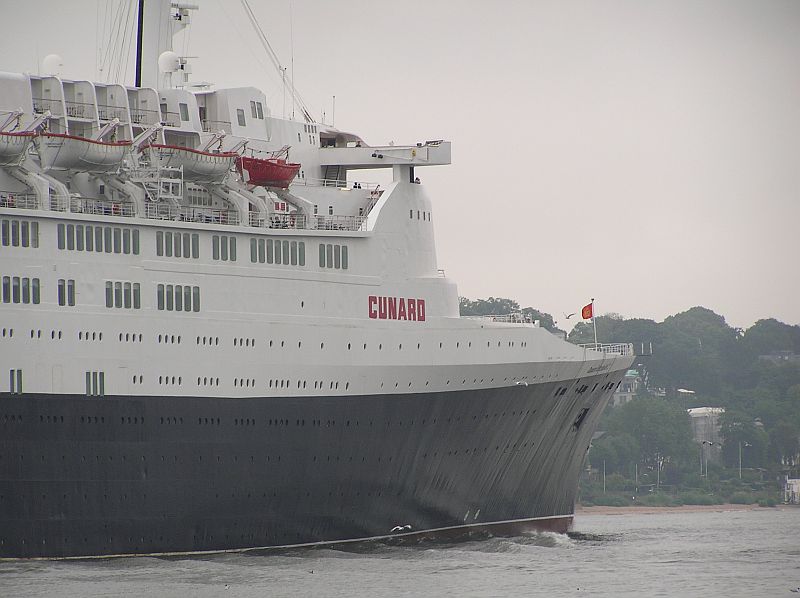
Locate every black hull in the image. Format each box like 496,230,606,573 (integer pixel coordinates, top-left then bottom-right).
0,371,622,558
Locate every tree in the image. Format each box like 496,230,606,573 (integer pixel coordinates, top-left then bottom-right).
603,397,694,471
718,410,768,469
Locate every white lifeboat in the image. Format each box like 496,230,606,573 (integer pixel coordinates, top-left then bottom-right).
0,131,36,167
144,143,238,183
37,132,131,173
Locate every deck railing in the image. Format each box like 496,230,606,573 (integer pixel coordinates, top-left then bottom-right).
32,97,59,115
143,203,241,226
463,313,539,326
70,197,135,217
130,108,160,125
579,343,634,356
65,100,95,119
0,191,38,210
160,111,180,127
201,119,231,132
98,104,127,122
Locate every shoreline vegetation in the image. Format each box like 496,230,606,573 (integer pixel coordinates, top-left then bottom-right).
574,503,798,516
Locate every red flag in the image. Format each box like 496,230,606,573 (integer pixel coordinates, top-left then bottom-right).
581,302,593,320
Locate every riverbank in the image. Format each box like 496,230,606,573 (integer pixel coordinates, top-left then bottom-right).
575,503,795,516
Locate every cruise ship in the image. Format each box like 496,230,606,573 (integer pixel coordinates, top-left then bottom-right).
0,1,634,558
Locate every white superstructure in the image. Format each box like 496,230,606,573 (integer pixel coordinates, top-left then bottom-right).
0,0,630,403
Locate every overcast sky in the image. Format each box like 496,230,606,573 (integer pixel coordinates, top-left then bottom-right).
1,0,798,331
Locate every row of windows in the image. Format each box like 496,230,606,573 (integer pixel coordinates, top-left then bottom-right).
318,244,349,269
212,235,237,261
156,231,199,259
1,276,40,304
85,371,105,396
105,282,141,310
58,224,140,255
57,279,76,306
250,100,265,120
249,238,306,266
409,209,431,221
1,219,39,248
51,225,349,272
156,284,200,312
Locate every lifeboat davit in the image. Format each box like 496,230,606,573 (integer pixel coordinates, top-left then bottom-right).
0,131,36,167
146,144,237,183
37,132,130,173
236,156,301,188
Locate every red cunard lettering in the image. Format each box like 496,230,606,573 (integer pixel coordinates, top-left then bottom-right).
367,296,427,321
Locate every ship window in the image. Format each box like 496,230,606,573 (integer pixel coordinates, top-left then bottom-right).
179,103,189,122
21,277,29,303
104,227,112,253
114,282,122,307
58,279,65,306
290,241,298,265
274,239,282,264
237,109,246,127
11,277,19,303
299,242,305,266
85,225,94,251
156,231,163,256
67,224,75,250
250,101,258,118
174,232,182,257
282,240,289,265
333,245,341,269
182,232,190,257
1,220,9,246
32,278,40,303
105,281,113,307
19,221,28,247
123,229,131,253
326,244,333,268
165,231,173,257
183,285,191,311
256,102,264,119
250,238,257,262
123,282,132,309
157,284,164,310
166,285,174,310
11,220,19,246
212,235,219,260
95,226,104,251
220,237,228,260
267,239,274,263
72,225,84,251
133,283,140,308
9,369,23,394
191,233,198,258
174,285,183,311
113,228,121,253
258,238,266,263
192,286,200,311
328,206,333,216
1,276,8,303
341,246,348,270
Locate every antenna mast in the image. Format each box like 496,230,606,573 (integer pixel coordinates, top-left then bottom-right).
240,0,313,123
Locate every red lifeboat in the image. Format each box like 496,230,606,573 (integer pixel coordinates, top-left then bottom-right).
236,155,301,188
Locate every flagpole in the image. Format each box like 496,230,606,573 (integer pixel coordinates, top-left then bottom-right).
591,297,598,347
